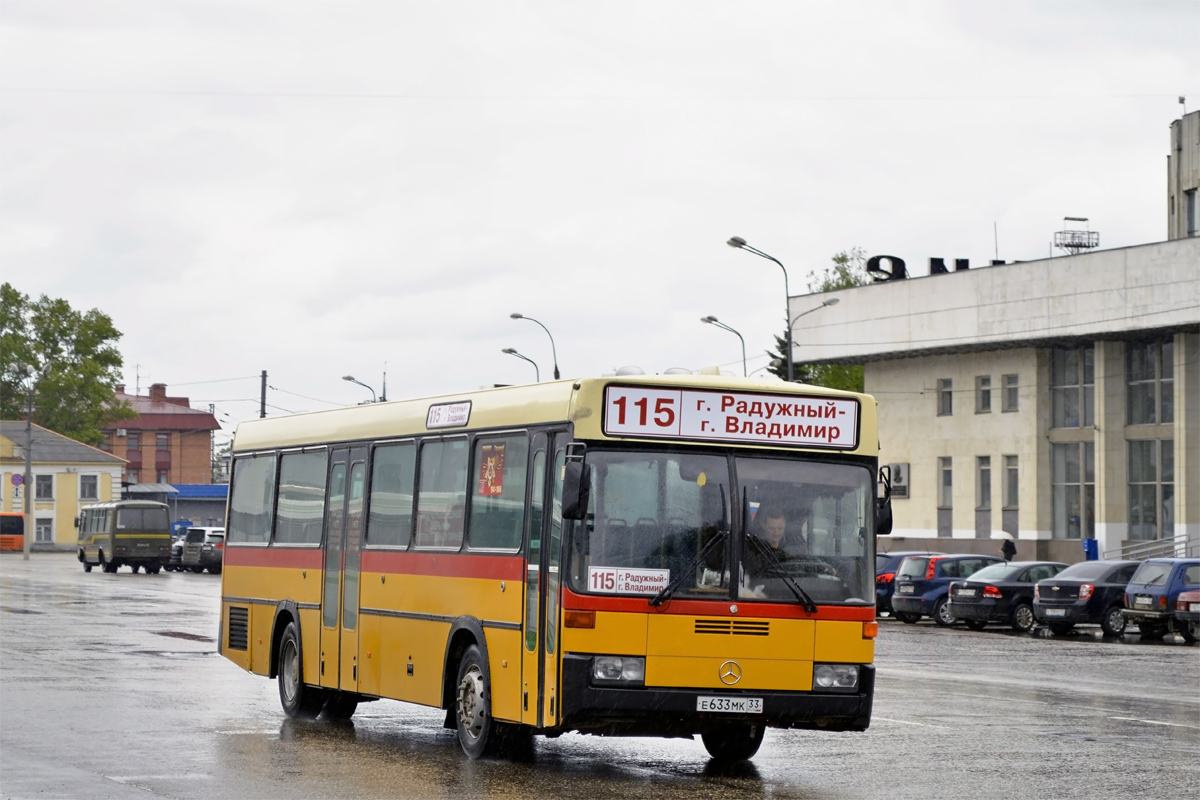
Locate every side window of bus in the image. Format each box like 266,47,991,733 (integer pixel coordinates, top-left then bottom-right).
415,438,469,549
275,450,328,545
467,434,529,551
368,442,416,547
228,455,277,544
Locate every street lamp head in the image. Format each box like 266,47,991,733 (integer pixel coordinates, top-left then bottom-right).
509,313,523,320
701,315,718,324
822,298,840,307
501,348,517,355
726,236,747,249
342,375,356,382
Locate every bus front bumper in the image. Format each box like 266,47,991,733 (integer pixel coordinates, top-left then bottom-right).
558,655,874,736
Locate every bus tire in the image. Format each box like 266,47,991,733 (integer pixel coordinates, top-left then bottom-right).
321,691,359,721
455,644,501,759
100,553,117,573
81,552,92,572
131,564,140,573
278,622,325,719
701,722,765,761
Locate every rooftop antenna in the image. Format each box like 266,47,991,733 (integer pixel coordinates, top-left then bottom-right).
1181,96,1187,116
1053,217,1099,256
381,361,387,403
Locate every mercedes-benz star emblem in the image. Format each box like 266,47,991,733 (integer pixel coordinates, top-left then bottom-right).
718,660,742,685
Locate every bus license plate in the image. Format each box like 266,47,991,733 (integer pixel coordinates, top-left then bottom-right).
698,696,762,714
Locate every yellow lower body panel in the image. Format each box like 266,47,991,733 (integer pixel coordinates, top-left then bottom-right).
646,655,813,691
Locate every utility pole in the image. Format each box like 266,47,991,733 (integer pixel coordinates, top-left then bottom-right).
260,370,267,418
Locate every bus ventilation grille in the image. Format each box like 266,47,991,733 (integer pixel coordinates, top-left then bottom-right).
228,607,249,651
695,619,770,636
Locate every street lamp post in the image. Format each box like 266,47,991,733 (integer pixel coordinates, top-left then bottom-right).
20,363,49,561
700,315,747,377
788,298,840,376
509,313,560,380
342,375,377,403
727,236,795,381
501,348,540,382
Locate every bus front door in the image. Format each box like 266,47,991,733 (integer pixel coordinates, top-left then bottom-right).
320,446,367,693
520,433,567,728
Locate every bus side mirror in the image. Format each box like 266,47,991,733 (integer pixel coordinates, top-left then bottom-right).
561,462,591,521
876,466,893,536
74,516,80,529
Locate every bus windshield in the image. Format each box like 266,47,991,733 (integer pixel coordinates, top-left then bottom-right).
567,450,874,605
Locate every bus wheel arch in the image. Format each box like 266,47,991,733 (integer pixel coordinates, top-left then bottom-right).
269,601,302,679
440,619,489,713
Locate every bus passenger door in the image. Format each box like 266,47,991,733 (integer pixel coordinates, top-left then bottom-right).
320,447,367,691
520,435,547,726
541,434,568,726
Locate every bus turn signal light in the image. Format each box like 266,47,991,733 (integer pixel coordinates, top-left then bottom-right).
863,621,878,639
565,610,596,629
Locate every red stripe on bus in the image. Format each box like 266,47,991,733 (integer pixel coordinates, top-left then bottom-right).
360,550,524,580
222,547,324,570
559,587,876,621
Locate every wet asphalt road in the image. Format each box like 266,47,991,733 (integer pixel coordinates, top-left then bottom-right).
2,553,1197,800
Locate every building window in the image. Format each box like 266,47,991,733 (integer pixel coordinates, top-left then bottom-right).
938,458,953,508
126,470,139,485
35,474,53,500
1127,338,1174,425
1051,442,1094,539
80,475,98,500
976,456,991,509
1003,456,1019,509
975,376,991,414
127,432,140,451
1128,439,1174,541
937,379,953,416
1051,345,1094,428
1001,374,1019,412
1187,189,1198,237
156,433,170,450
157,470,170,483
35,518,53,543
99,438,111,451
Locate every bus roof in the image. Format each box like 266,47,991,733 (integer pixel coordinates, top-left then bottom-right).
231,374,878,457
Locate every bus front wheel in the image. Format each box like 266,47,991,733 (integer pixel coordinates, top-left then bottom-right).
455,644,504,759
701,722,766,761
278,622,325,719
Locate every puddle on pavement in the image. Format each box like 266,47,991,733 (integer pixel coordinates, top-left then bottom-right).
156,631,214,643
1,606,44,614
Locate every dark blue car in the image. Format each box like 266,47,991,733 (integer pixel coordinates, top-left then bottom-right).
1033,559,1140,637
948,560,1068,632
891,554,1005,627
876,550,943,617
1122,558,1200,641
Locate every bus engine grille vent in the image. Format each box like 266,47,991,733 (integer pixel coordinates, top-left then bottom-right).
695,619,770,636
227,607,249,651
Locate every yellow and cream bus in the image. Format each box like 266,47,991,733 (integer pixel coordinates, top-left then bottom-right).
218,374,892,761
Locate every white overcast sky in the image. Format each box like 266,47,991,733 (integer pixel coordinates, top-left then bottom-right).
2,0,1197,442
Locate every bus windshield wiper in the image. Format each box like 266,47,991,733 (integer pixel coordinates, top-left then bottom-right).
650,487,728,608
744,534,819,615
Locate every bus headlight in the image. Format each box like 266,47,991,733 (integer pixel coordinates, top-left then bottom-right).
592,656,645,686
813,664,859,691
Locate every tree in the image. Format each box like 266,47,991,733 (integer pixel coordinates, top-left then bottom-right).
1,283,135,446
765,248,869,392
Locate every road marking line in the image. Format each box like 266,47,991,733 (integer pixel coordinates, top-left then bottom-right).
873,716,947,729
1110,717,1200,729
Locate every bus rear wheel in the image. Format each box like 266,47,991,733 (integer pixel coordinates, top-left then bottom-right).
80,551,92,572
701,722,765,761
321,691,359,721
278,622,325,719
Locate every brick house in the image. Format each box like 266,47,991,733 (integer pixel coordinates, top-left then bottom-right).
100,384,221,485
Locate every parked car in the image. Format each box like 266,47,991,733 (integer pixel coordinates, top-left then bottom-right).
876,550,944,617
1033,560,1141,636
891,554,1005,627
948,560,1068,632
1122,558,1200,640
181,527,225,574
1175,590,1200,644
